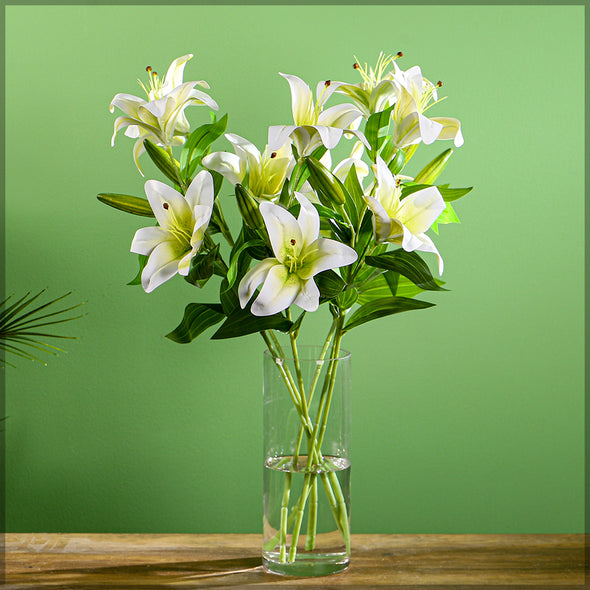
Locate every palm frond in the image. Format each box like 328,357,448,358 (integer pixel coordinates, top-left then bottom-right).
0,290,84,368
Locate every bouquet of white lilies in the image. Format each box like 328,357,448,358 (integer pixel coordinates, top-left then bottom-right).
99,51,470,570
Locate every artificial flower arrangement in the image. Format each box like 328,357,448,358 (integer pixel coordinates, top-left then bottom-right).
99,51,470,576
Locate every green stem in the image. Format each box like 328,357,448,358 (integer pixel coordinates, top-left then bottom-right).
287,314,350,562
278,471,292,562
166,146,187,194
213,199,235,248
304,475,318,551
261,320,338,556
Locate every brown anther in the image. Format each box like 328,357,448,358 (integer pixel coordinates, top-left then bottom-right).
353,63,359,69
146,66,152,73
163,203,169,210
436,80,443,87
325,80,331,87
270,152,277,158
152,71,158,77
290,239,296,246
396,51,403,58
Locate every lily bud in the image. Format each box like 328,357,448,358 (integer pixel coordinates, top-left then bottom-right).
235,184,264,229
413,148,453,185
304,156,347,207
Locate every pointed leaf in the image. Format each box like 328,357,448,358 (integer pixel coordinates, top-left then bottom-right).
166,303,225,344
366,249,447,291
365,105,394,157
432,202,460,234
184,245,220,288
128,254,149,286
344,296,434,332
211,307,292,339
181,114,228,177
315,269,345,300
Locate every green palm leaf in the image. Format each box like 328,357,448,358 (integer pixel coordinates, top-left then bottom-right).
0,290,84,367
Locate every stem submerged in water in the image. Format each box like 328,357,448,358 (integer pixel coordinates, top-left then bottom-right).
262,310,351,565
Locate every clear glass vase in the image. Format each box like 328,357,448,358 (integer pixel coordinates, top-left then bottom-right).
262,344,351,577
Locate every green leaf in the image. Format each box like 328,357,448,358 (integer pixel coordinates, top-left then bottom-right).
226,239,265,289
344,165,365,216
383,270,399,296
432,202,460,234
401,182,473,203
344,296,435,332
438,186,473,202
211,170,224,197
365,105,394,157
220,277,240,316
366,249,447,291
184,245,220,288
143,140,182,186
388,149,406,175
315,269,345,300
211,307,292,339
353,210,374,261
182,114,228,179
166,303,225,344
97,193,154,217
357,275,420,304
336,288,358,311
413,149,453,184
128,254,149,286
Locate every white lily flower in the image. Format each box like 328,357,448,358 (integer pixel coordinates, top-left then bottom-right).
238,193,357,316
110,54,219,174
268,73,368,156
202,134,294,200
130,171,214,292
391,61,463,149
365,157,445,274
337,52,401,118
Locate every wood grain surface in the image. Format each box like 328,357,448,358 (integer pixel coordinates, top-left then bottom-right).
4,533,586,589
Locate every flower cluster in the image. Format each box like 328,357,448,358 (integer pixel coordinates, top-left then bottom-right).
102,51,470,334
101,50,471,568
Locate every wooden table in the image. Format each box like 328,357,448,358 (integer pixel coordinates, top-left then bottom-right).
4,533,586,589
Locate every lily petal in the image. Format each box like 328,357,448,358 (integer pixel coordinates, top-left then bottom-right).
268,125,297,152
162,54,193,91
365,196,393,243
293,277,321,312
259,201,303,262
141,241,184,293
202,151,245,186
185,170,214,211
299,237,357,279
131,226,172,256
280,73,315,126
294,193,320,248
238,258,281,309
397,186,445,234
429,116,464,147
144,180,191,228
251,264,301,316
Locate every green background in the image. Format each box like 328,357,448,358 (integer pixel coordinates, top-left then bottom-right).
4,4,584,534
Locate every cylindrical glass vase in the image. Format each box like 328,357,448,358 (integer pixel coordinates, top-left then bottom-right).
262,345,351,577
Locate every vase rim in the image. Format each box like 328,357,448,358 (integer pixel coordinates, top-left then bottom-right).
264,344,351,362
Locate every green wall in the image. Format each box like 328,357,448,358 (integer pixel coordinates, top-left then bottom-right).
5,4,584,534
